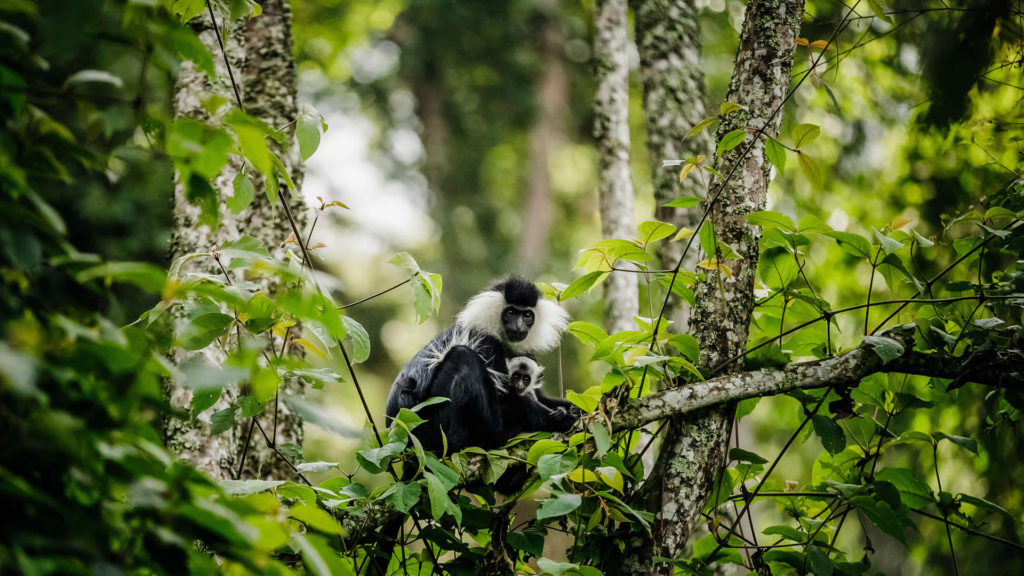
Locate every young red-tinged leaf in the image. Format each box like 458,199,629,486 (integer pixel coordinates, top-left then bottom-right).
795,37,810,46
809,40,830,49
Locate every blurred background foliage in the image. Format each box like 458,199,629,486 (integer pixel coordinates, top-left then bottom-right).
2,0,1023,573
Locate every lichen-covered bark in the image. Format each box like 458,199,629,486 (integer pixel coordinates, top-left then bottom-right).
166,1,306,481
594,0,638,334
633,0,712,330
635,0,806,570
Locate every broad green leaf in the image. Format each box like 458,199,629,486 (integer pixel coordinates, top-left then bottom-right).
588,421,611,457
209,406,237,435
219,479,284,496
717,128,747,155
874,228,905,254
797,151,823,189
793,123,821,148
765,137,787,172
296,114,321,161
536,491,581,520
290,504,343,535
827,231,872,259
568,321,608,346
812,415,846,455
729,447,768,464
537,451,577,481
862,335,904,364
934,432,978,455
295,461,339,473
179,313,233,350
76,261,166,293
527,439,566,465
637,220,677,246
291,533,355,576
720,101,745,115
806,545,833,576
687,116,716,138
763,525,806,542
876,468,933,508
849,496,907,544
341,316,370,363
237,395,264,418
386,482,421,513
566,385,601,412
746,210,796,232
959,494,1013,520
228,173,254,214
562,271,609,300
388,251,421,275
664,196,701,209
424,472,454,521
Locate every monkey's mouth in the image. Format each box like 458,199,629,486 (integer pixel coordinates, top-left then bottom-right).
505,329,528,343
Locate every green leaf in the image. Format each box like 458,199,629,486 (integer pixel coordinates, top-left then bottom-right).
295,461,339,473
717,128,747,155
566,385,601,412
687,116,716,138
720,101,745,115
536,491,582,521
219,234,270,268
561,271,609,300
698,220,716,258
341,316,370,363
424,471,454,521
874,228,905,254
849,495,907,544
812,415,846,455
237,395,264,418
806,545,833,576
729,447,768,464
746,210,797,232
568,321,608,346
959,494,1014,520
209,406,237,435
762,525,806,542
876,468,934,508
664,196,701,209
356,441,405,473
793,123,821,148
227,173,255,214
178,313,233,350
588,421,611,457
827,231,872,260
388,251,421,275
934,432,978,455
862,335,904,364
637,220,677,246
290,504,343,535
797,151,823,189
219,479,284,495
537,451,578,481
76,261,166,292
296,114,321,162
386,482,422,514
527,439,566,465
185,173,219,231
765,137,787,172
291,533,356,576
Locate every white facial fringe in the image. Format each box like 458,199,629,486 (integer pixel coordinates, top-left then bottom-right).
455,290,570,354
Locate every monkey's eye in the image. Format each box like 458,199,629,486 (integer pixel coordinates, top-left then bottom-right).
503,309,514,320
524,310,534,321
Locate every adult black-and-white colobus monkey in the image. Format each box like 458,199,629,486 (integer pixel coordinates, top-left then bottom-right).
385,276,576,454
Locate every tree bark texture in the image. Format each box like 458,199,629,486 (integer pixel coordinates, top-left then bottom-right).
166,0,306,481
633,0,713,331
637,0,805,570
594,0,639,334
521,14,568,274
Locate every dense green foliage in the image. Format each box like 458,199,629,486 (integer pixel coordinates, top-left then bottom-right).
2,0,1024,575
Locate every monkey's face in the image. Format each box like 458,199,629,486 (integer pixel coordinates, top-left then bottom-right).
501,306,535,342
509,370,532,393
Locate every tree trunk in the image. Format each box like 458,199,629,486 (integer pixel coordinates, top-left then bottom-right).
165,0,305,481
521,14,568,274
633,0,713,331
628,0,805,571
594,0,638,334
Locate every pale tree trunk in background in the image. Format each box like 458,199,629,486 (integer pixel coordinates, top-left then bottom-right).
633,0,713,331
521,13,568,273
594,0,638,334
166,0,305,480
627,0,804,571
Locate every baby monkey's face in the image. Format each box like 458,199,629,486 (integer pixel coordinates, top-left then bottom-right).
510,370,533,394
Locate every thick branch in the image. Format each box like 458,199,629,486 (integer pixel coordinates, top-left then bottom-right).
614,328,1021,430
